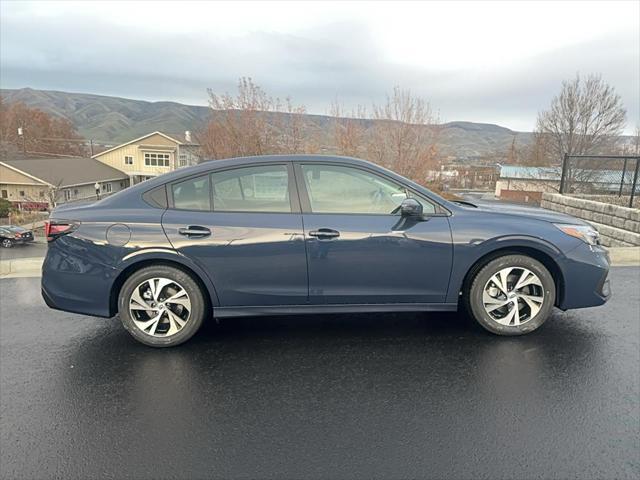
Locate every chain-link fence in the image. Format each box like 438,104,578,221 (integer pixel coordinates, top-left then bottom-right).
559,155,640,208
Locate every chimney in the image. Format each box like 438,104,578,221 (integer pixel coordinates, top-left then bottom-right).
185,130,192,143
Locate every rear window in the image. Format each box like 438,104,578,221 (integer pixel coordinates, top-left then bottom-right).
172,175,211,211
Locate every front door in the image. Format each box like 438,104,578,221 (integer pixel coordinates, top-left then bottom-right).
296,163,453,304
162,163,308,306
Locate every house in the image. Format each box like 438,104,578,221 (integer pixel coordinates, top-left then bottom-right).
0,154,130,209
495,165,562,204
495,164,633,204
426,164,499,190
92,131,201,185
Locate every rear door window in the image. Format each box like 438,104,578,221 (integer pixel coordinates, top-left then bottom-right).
211,165,291,213
171,175,211,211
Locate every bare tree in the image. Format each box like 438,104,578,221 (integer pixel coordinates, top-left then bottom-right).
0,97,87,157
368,87,441,183
201,77,316,159
329,100,367,158
536,73,627,163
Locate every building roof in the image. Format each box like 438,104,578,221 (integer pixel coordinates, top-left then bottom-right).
92,131,199,159
499,165,562,181
1,155,129,187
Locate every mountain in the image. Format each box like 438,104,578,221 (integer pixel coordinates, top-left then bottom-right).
0,88,532,160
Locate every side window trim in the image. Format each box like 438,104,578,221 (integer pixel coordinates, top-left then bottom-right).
293,162,442,216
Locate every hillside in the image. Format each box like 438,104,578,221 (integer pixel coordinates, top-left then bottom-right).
1,88,533,160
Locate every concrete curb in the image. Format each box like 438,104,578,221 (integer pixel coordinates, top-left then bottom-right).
0,257,44,278
607,247,640,267
1,248,639,280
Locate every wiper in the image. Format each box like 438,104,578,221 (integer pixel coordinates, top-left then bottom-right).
453,200,478,208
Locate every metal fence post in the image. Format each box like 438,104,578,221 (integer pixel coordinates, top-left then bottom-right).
630,158,640,208
619,158,628,197
559,153,569,194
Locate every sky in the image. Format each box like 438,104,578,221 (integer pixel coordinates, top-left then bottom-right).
1,0,638,132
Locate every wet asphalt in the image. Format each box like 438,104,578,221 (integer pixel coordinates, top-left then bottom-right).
0,269,639,480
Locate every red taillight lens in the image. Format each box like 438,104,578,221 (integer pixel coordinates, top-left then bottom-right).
45,220,78,242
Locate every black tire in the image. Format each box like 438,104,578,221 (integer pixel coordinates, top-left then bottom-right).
464,254,555,336
118,265,207,347
1,238,14,248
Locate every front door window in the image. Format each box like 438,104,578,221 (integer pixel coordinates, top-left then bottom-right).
300,164,435,214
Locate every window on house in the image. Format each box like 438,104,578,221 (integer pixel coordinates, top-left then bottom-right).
74,189,79,195
144,153,170,167
19,190,25,197
1,190,8,198
64,190,71,201
102,183,112,193
179,154,187,167
124,156,134,165
39,191,45,198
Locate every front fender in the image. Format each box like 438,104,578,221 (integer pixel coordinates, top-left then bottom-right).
445,234,567,304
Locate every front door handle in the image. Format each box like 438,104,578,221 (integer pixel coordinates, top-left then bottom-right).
178,225,211,238
308,228,340,239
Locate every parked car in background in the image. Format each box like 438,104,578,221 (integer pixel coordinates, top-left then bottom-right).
41,155,611,347
0,225,35,248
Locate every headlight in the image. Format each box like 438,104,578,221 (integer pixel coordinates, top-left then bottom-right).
554,224,600,245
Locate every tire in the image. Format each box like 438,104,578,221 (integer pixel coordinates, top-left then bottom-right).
465,254,555,336
1,238,13,248
118,265,207,347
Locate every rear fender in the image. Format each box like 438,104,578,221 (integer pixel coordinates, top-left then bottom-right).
116,248,220,308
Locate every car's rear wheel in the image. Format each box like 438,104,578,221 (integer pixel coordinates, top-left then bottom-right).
1,238,14,248
465,254,555,335
118,265,206,347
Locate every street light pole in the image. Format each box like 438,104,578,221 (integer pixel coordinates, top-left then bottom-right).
17,127,25,154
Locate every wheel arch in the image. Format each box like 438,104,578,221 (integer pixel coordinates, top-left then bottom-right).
109,255,218,317
458,246,566,308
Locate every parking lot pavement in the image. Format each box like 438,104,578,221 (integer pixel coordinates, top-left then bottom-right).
0,240,46,260
1,269,638,480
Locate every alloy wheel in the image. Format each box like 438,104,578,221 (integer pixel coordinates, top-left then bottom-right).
1,239,12,248
128,277,192,337
482,267,545,326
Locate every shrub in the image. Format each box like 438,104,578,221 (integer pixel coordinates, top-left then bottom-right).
0,198,12,218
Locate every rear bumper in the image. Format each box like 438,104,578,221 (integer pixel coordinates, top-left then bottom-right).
5,237,33,244
41,238,117,318
558,243,611,310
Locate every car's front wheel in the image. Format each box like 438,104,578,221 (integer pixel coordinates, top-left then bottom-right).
465,254,556,335
118,265,207,347
1,238,14,248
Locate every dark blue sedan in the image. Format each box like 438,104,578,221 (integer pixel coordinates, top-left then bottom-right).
41,155,611,347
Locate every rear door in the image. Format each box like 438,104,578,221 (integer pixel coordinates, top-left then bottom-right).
295,162,453,305
162,163,308,306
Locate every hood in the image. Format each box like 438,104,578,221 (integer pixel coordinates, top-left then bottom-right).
460,201,590,225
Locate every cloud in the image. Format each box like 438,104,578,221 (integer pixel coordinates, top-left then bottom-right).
1,2,638,132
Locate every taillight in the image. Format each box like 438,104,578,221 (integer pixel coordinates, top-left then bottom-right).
45,220,79,242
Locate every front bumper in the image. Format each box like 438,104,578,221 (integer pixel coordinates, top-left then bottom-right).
558,243,611,310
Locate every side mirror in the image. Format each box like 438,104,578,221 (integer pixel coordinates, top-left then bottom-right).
399,198,423,217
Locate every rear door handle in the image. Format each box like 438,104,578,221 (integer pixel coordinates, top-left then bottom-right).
308,228,340,239
178,226,211,238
